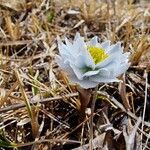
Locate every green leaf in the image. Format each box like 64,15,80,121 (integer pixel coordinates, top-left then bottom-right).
0,134,17,149
47,10,54,23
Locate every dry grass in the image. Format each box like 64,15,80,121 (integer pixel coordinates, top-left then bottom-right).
0,0,150,149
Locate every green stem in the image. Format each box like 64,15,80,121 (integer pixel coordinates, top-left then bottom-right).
89,85,98,150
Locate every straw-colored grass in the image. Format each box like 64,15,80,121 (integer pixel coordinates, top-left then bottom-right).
0,0,150,149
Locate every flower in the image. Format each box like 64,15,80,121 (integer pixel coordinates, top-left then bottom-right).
56,33,130,89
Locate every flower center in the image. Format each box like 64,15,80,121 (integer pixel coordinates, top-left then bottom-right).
88,46,108,64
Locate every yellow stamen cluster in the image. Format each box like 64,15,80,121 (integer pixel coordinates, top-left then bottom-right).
88,46,108,64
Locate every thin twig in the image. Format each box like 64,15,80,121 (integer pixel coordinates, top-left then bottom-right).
123,117,141,150
89,86,98,150
16,139,80,148
15,70,33,119
1,90,150,130
141,70,148,150
0,93,78,113
97,91,150,127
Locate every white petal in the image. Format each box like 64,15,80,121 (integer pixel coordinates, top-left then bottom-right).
74,32,82,41
106,42,123,54
72,41,84,56
83,69,100,77
89,36,98,46
103,61,119,77
74,55,86,68
70,44,95,69
119,52,130,63
74,39,95,68
95,54,115,69
101,40,111,50
90,75,119,83
57,33,130,88
56,56,74,74
70,64,84,80
98,68,110,77
95,51,124,69
58,40,72,57
96,57,129,79
66,32,95,68
73,33,95,68
83,52,95,69
90,68,112,79
59,33,95,69
115,63,130,76
70,74,98,89
74,35,85,47
65,37,73,47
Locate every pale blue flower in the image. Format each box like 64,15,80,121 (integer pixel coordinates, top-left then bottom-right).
56,33,130,89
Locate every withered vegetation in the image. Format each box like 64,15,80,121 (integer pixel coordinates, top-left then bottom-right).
0,0,150,149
